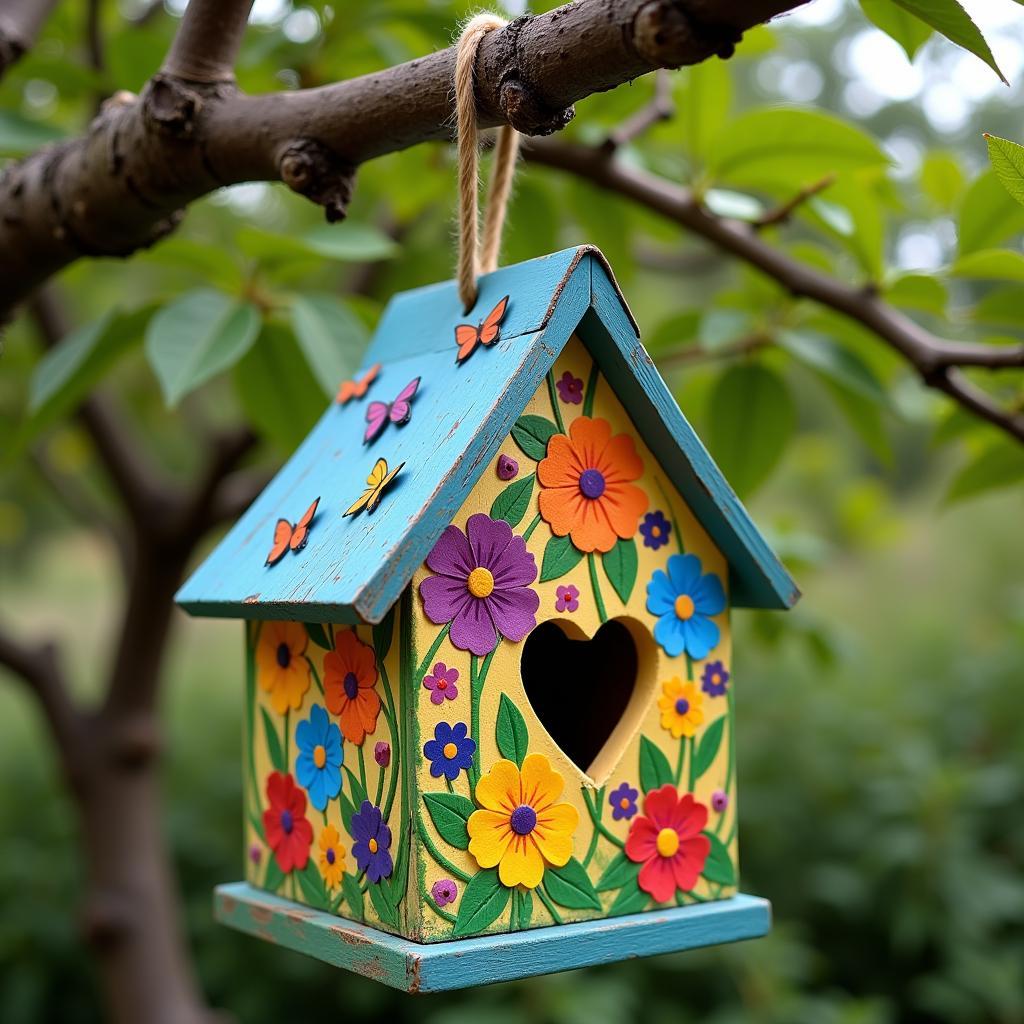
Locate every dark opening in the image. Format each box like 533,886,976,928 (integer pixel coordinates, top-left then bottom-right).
519,619,638,773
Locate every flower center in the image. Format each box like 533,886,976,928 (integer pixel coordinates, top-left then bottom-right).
313,744,327,769
650,525,660,537
674,594,695,621
436,679,448,690
467,566,495,598
325,847,336,865
578,468,606,499
280,810,293,835
619,797,631,810
276,642,291,669
442,742,459,759
368,837,379,854
656,827,680,858
674,698,690,716
510,804,537,836
343,672,359,700
712,673,721,685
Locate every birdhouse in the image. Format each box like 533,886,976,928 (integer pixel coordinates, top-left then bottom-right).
176,246,798,992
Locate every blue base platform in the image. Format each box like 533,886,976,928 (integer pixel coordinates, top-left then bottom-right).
214,882,771,993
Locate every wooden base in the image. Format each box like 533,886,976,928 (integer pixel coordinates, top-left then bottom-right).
214,882,771,993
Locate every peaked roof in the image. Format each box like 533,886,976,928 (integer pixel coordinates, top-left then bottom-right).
176,247,799,624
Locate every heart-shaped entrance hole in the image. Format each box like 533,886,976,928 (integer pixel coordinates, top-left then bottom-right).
519,617,657,784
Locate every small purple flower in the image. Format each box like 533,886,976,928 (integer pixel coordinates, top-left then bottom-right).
608,782,639,821
556,370,584,405
639,510,672,550
431,878,458,907
374,741,391,767
249,843,262,866
351,800,393,883
711,789,729,813
496,454,519,481
423,662,459,704
423,722,476,781
701,660,730,697
555,584,579,613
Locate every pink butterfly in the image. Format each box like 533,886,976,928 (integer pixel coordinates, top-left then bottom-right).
363,377,420,444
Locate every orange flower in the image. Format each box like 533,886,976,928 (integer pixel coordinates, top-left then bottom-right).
324,629,380,745
256,621,311,715
537,416,648,553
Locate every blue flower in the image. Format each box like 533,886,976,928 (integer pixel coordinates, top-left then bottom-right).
639,510,672,550
294,703,343,812
423,722,476,781
646,553,726,659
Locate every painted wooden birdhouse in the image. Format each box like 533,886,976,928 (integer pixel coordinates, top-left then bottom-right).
176,246,798,992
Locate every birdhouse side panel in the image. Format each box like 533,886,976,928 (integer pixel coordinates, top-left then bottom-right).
243,611,412,936
407,333,738,942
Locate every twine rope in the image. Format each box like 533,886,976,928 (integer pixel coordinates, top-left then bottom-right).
455,13,521,312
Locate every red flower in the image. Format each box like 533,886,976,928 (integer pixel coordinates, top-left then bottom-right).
262,772,313,873
625,784,710,903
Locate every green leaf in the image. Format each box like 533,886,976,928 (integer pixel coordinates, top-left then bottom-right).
262,856,285,894
859,0,932,60
678,59,732,165
702,189,765,222
29,313,117,413
304,623,331,649
957,170,1024,255
302,222,400,261
595,852,641,893
510,415,558,461
946,442,1024,504
602,538,638,604
639,736,674,792
344,767,369,812
489,473,535,528
921,151,966,211
297,859,329,909
338,791,358,835
692,717,726,782
341,872,364,919
290,293,367,397
539,534,584,583
373,607,396,660
707,364,795,499
890,0,1005,82
985,134,1024,208
453,869,510,937
519,889,533,928
367,878,400,929
777,331,885,404
145,290,260,406
422,792,475,850
495,694,529,767
951,248,1024,283
544,857,603,911
261,708,286,774
608,881,649,917
0,111,65,156
701,832,736,886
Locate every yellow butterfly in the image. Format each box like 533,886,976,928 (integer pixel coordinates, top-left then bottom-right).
343,457,405,517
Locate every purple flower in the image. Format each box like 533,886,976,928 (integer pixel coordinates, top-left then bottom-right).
496,454,519,481
431,878,458,907
608,782,639,821
249,843,262,866
419,513,540,656
555,584,579,613
350,800,393,883
423,722,476,781
374,741,391,767
639,510,672,550
711,789,729,813
701,660,730,697
556,370,584,405
423,662,459,704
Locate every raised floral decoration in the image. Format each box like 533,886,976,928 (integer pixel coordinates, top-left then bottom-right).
324,629,380,745
295,703,343,812
423,722,476,781
256,621,311,715
626,785,710,903
419,512,539,656
537,416,648,554
555,583,579,613
646,552,726,659
701,660,730,697
431,878,458,907
555,370,584,405
351,800,393,883
318,824,346,889
262,771,313,873
422,661,459,704
608,781,639,821
639,509,672,550
467,753,579,889
657,678,705,739
496,453,519,481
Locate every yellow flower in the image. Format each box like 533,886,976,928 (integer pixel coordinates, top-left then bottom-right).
256,621,311,715
657,677,704,739
318,825,346,890
467,753,579,889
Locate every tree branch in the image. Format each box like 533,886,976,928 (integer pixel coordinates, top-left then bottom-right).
161,0,255,84
601,69,674,154
0,0,61,78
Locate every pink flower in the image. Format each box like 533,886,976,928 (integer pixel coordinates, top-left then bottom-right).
423,662,459,704
431,878,458,907
374,741,391,767
496,454,519,481
555,370,584,405
555,584,579,613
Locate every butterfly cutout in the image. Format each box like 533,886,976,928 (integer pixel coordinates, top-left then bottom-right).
364,377,420,444
336,363,381,405
265,497,320,565
344,458,405,517
455,295,509,363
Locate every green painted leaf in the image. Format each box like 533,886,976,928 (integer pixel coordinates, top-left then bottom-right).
496,693,529,766
373,607,396,660
777,330,885,404
145,289,260,406
422,792,474,850
985,134,1024,208
608,881,649,916
290,293,367,397
510,415,558,461
519,888,533,928
891,0,1004,83
946,442,1024,504
693,717,726,782
701,831,736,886
261,708,286,774
367,878,400,928
859,0,932,59
344,767,369,812
638,736,674,793
304,623,331,649
544,857,602,911
297,859,329,909
338,791,358,835
341,872,364,919
540,534,584,583
602,538,638,603
596,852,641,893
489,473,535,528
262,856,285,894
958,170,1024,255
453,869,510,937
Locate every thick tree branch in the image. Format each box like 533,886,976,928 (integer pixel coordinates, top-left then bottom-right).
0,0,61,78
162,0,255,84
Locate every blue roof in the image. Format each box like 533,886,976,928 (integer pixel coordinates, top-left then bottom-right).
176,247,799,623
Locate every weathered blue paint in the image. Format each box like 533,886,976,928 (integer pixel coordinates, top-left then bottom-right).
215,882,771,992
176,246,798,622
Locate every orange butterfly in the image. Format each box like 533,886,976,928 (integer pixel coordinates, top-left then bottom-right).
455,295,509,363
336,363,381,405
265,497,320,565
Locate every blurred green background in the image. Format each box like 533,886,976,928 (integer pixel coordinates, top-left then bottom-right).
2,0,1024,1021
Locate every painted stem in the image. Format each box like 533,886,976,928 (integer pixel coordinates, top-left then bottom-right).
523,512,542,542
546,369,567,435
379,662,400,823
714,688,735,838
582,361,599,417
584,787,624,848
536,885,564,925
417,818,472,883
414,622,451,684
687,735,697,791
469,654,480,786
655,478,685,554
582,786,605,868
282,710,290,774
358,743,367,796
307,657,324,695
588,553,608,623
675,737,686,786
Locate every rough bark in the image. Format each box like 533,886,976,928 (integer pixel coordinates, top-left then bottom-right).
0,0,60,77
